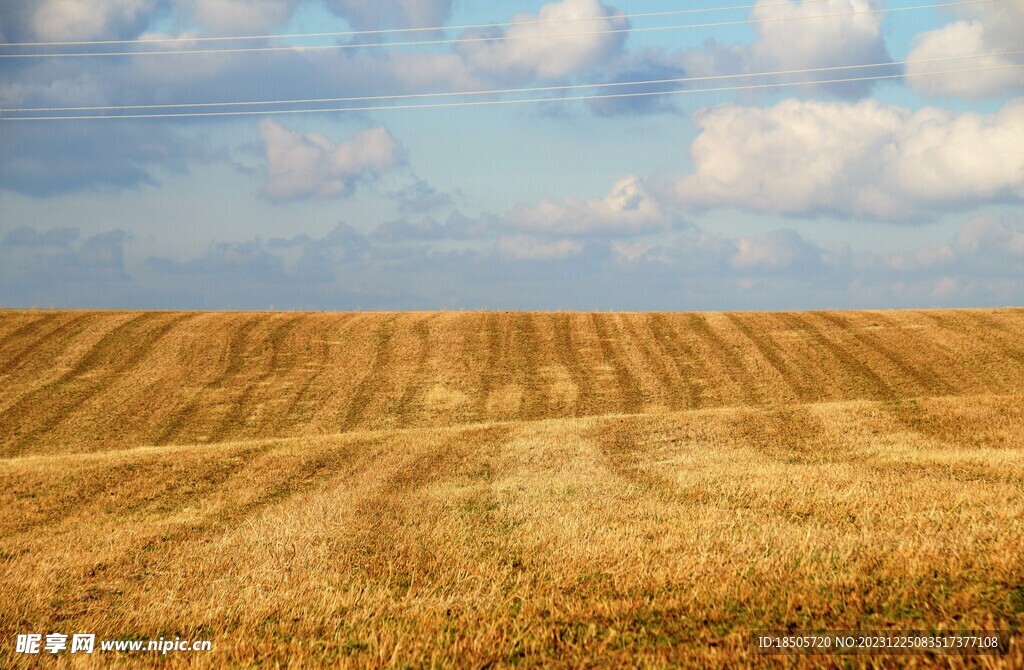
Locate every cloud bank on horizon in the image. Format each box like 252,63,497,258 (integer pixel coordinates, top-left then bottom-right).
0,0,1022,310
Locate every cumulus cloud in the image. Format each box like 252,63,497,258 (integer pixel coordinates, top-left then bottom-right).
458,0,627,82
0,27,487,194
679,0,892,98
0,4,469,194
615,216,1021,307
260,121,404,201
3,0,293,42
3,211,1022,310
673,97,1024,219
506,175,674,236
22,0,155,42
747,0,891,85
731,229,830,272
586,0,893,116
611,228,842,277
955,215,1024,256
905,1,1024,99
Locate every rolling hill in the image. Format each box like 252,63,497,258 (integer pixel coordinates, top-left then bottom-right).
2,308,1023,455
1,309,1023,667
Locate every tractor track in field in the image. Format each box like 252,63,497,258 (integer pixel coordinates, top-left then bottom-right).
475,312,505,421
647,314,705,410
618,315,678,410
211,314,308,443
339,315,400,432
1,313,195,455
154,315,265,446
811,311,944,398
394,314,437,426
276,314,359,434
0,313,95,376
0,309,1021,454
0,313,60,359
512,313,546,421
725,313,815,404
962,311,1024,368
778,312,893,401
684,314,759,406
551,313,595,417
590,313,643,415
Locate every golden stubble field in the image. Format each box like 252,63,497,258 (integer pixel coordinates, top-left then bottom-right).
0,308,1022,668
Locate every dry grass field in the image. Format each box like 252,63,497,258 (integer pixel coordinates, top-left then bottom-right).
0,308,1022,668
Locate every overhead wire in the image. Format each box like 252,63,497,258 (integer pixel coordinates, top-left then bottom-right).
0,0,999,59
5,50,1022,113
3,63,1020,120
0,0,850,47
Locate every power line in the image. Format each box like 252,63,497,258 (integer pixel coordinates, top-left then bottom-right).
0,0,997,59
3,64,1019,121
6,51,1021,114
0,0,842,47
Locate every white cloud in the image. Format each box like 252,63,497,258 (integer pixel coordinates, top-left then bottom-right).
30,0,154,41
680,0,892,98
459,0,627,81
955,215,1024,256
260,121,403,201
6,212,1022,309
506,175,672,236
748,0,889,79
906,2,1024,98
0,14,485,194
612,232,735,270
731,230,824,272
499,236,583,261
931,276,959,299
673,97,1024,219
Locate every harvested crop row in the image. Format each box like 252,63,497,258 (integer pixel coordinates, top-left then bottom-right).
0,309,1022,456
1,393,1022,667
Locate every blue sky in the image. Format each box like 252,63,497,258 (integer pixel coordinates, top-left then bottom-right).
1,0,1022,310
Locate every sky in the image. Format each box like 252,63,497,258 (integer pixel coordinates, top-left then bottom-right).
0,0,1022,311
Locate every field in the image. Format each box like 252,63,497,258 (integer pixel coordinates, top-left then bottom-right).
1,308,1023,667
